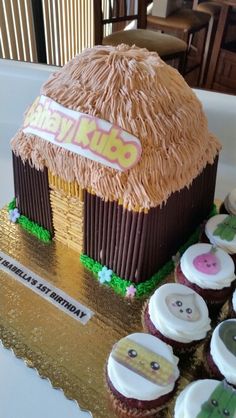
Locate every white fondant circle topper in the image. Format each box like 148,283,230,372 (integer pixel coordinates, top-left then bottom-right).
233,290,236,313
148,283,211,343
23,95,142,171
107,333,179,401
174,379,236,418
180,243,235,289
205,214,236,254
210,319,236,386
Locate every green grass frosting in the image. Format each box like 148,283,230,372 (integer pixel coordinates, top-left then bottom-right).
8,197,217,296
80,204,217,298
8,198,52,243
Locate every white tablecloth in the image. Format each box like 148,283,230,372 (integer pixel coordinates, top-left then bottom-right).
0,343,91,418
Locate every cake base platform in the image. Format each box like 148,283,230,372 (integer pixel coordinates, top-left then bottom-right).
0,206,146,418
0,205,227,417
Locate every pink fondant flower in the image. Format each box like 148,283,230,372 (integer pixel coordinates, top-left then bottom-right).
126,285,137,298
9,208,20,223
98,266,113,284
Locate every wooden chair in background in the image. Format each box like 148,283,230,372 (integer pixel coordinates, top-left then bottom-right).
146,2,211,84
193,0,236,92
204,0,236,92
93,0,187,74
193,1,222,84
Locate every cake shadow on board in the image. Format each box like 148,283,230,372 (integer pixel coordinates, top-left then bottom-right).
9,44,221,298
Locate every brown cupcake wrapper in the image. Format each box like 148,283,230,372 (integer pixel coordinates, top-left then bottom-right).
108,388,168,418
106,370,178,417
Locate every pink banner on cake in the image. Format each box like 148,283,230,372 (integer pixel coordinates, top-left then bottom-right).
23,95,142,171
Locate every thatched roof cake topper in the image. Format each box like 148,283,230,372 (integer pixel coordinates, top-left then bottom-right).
11,44,221,210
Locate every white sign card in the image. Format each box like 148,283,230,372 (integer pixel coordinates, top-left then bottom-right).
0,251,94,325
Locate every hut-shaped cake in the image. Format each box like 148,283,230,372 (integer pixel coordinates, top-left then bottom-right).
11,44,220,290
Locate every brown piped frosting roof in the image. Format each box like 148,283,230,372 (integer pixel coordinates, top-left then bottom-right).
11,44,221,210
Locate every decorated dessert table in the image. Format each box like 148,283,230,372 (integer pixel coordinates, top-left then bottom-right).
0,57,236,418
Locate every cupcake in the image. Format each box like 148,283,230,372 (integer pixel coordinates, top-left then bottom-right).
176,243,235,308
203,214,236,266
106,332,179,417
232,290,236,318
143,283,211,353
174,379,236,417
220,188,236,215
206,319,236,386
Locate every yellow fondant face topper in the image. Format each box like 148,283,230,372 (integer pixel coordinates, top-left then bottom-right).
112,338,176,386
23,95,142,171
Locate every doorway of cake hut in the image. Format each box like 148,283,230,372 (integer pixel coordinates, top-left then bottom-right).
48,172,84,253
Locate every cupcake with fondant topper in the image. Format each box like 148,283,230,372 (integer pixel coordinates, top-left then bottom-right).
231,290,236,318
175,243,235,309
202,214,236,267
220,188,236,216
174,379,236,418
205,319,236,387
106,332,180,417
143,283,211,354
223,287,236,320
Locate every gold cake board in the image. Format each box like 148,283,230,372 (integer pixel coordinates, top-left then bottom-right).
0,206,225,418
0,207,147,418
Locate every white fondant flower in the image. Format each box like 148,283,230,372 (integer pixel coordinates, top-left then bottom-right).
9,208,20,223
98,266,113,284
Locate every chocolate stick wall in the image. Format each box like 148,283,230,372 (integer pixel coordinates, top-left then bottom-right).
84,159,218,284
12,153,54,234
13,152,218,284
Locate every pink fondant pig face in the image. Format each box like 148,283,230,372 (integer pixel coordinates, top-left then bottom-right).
193,250,221,275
